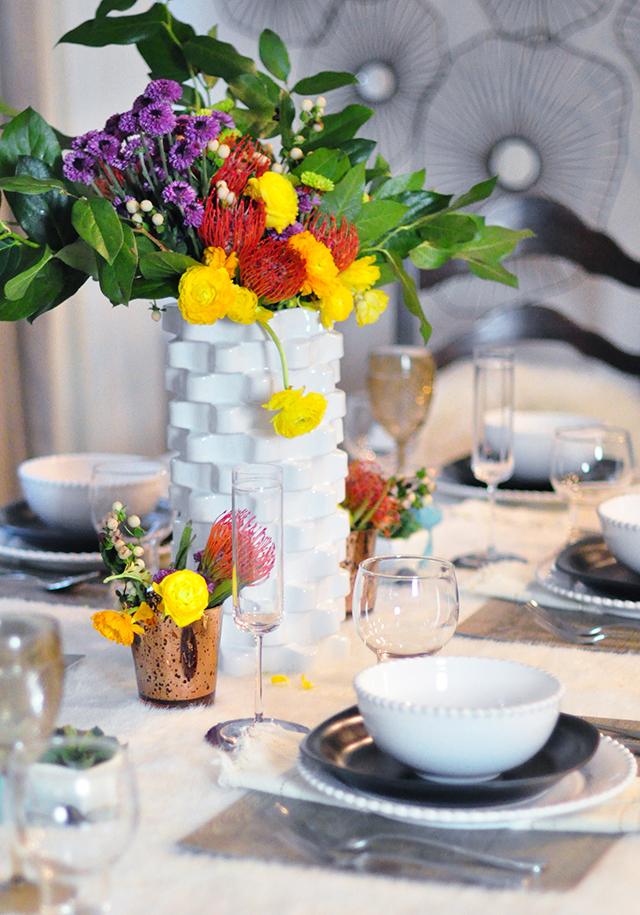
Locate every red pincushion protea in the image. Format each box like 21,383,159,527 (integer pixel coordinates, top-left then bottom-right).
198,509,275,598
307,212,359,272
199,196,266,258
342,461,402,535
211,136,271,196
239,238,306,303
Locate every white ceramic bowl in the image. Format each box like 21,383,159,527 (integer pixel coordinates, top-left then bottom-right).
486,411,596,482
17,453,159,534
354,656,563,782
598,493,640,574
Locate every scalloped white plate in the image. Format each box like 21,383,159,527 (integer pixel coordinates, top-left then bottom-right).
297,737,635,829
0,529,103,572
535,556,640,618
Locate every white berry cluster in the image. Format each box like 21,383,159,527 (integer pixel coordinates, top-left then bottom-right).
103,501,147,573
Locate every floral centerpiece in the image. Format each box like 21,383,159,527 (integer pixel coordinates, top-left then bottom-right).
91,499,274,704
0,3,531,439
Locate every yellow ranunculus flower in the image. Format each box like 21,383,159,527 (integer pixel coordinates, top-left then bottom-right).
153,569,209,627
226,286,263,324
132,602,157,627
202,246,238,278
264,387,327,437
355,288,389,326
91,610,143,646
338,255,380,293
287,231,339,298
316,282,353,328
245,172,299,233
178,264,237,325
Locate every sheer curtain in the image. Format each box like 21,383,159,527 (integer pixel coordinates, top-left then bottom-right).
0,0,169,506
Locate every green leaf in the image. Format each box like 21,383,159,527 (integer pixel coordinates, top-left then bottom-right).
130,275,179,300
136,16,195,84
72,197,123,265
0,241,23,288
4,244,53,300
467,258,519,286
139,250,200,279
292,71,358,95
420,212,479,249
182,36,256,82
228,72,274,113
292,148,350,183
259,29,290,82
354,200,409,247
58,4,166,46
96,0,138,14
6,157,76,249
304,105,373,151
276,90,295,143
55,239,99,280
449,177,498,211
382,251,432,345
0,95,18,119
0,108,61,178
0,175,66,194
97,223,137,304
373,170,425,200
408,240,451,270
395,189,451,225
319,162,365,222
0,258,85,322
340,138,377,166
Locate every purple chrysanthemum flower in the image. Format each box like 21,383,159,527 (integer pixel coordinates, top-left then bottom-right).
168,138,200,171
86,131,122,166
132,94,147,113
62,149,99,184
266,221,305,241
121,134,145,164
118,110,139,135
103,113,127,141
71,130,100,151
144,79,182,104
217,111,236,131
154,163,168,182
162,180,197,207
184,114,222,147
152,568,173,585
183,200,205,227
138,101,177,138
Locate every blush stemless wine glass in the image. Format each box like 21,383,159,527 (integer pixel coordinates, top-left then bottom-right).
0,614,64,904
207,464,309,748
352,555,459,661
13,735,138,915
367,346,436,474
550,424,634,542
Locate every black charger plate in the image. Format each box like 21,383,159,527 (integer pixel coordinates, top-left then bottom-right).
0,500,99,552
438,456,554,493
555,535,640,602
300,707,599,808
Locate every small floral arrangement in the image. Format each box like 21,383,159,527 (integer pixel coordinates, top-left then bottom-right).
91,501,273,646
0,5,531,439
341,461,434,539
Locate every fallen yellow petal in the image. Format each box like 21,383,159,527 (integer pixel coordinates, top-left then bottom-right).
301,674,315,690
271,674,290,685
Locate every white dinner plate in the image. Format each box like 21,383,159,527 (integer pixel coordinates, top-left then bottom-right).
0,529,103,573
535,555,640,619
297,737,635,829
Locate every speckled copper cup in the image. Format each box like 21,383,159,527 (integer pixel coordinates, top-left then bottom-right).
341,529,377,616
131,606,222,706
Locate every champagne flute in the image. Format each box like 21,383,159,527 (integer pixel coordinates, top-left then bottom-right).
550,424,634,542
0,614,64,902
454,347,522,568
207,464,308,748
89,459,172,574
12,734,138,915
367,346,436,474
352,555,459,661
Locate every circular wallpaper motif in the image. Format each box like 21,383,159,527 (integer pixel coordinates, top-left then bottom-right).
478,0,612,40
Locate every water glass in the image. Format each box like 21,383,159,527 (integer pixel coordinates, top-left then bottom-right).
12,735,138,915
550,424,634,541
352,555,459,661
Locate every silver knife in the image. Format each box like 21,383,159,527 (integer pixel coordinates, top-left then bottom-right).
584,716,640,748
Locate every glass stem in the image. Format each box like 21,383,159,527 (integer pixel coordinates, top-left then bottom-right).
396,440,407,475
486,483,497,560
254,633,264,724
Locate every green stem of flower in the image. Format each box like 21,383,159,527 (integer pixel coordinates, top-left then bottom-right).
260,320,289,390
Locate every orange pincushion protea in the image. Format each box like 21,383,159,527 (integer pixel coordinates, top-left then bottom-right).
199,196,266,258
211,136,271,196
308,212,359,272
342,461,402,535
239,238,306,303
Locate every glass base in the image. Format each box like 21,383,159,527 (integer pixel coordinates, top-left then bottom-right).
453,550,527,570
0,875,39,914
204,718,309,751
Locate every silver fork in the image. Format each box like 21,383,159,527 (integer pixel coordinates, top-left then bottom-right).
526,600,640,645
269,801,545,883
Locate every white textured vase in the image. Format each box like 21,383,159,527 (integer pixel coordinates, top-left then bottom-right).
163,305,351,674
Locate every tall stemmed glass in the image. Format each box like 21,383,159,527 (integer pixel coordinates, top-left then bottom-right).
454,347,520,568
367,346,436,473
352,555,459,661
550,424,634,542
0,614,64,902
207,464,308,748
